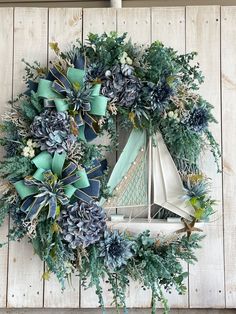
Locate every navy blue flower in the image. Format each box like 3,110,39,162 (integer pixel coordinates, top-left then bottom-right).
99,230,133,270
186,107,210,132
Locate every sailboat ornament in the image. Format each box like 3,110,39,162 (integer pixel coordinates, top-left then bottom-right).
100,129,195,227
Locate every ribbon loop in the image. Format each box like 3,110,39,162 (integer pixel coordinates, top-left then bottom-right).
36,66,108,142
14,150,107,220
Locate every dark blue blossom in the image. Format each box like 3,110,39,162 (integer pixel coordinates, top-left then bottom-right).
141,81,173,113
186,107,210,132
99,230,133,270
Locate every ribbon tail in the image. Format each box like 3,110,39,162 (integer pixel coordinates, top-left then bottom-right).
81,179,100,198
74,189,93,204
26,195,46,220
48,196,57,219
25,80,39,96
21,196,35,213
86,159,107,179
83,113,98,142
50,66,72,90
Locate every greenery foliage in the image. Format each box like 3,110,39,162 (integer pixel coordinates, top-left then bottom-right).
0,32,220,313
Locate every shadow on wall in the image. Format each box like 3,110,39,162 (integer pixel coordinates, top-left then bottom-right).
1,310,236,314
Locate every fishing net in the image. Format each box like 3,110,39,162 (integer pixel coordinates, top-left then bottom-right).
104,147,148,209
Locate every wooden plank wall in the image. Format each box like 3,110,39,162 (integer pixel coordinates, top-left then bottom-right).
0,5,235,310
2,1,236,8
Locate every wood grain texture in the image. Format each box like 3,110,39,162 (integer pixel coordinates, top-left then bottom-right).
0,7,13,308
152,7,188,308
7,7,47,308
43,8,82,308
117,8,151,45
48,8,82,60
152,7,185,53
83,8,116,34
221,6,236,308
186,6,225,308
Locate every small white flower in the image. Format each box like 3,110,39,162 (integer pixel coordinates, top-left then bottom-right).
22,143,35,159
27,139,33,147
120,51,128,64
29,149,35,158
173,112,179,119
23,146,30,154
22,150,29,158
126,56,133,65
120,51,133,65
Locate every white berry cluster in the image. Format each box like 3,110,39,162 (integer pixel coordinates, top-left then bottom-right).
22,139,38,158
120,51,132,65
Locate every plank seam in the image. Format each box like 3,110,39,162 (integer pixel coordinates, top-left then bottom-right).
220,6,226,309
6,7,15,308
42,6,49,310
183,6,190,309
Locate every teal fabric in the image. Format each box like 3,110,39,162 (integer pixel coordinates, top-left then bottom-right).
100,129,146,205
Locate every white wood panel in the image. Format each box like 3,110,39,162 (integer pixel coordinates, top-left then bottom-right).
152,7,185,54
83,8,116,34
117,8,151,45
43,8,83,308
186,6,225,308
80,8,117,309
152,6,188,308
7,7,47,308
221,6,236,308
0,7,13,308
48,8,82,60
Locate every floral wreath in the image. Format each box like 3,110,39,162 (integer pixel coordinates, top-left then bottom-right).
0,33,220,314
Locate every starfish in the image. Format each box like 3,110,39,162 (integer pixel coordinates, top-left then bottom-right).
175,218,203,238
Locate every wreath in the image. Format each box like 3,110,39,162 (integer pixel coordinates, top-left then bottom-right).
0,33,220,314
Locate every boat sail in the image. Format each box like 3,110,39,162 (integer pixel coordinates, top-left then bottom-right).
100,129,194,223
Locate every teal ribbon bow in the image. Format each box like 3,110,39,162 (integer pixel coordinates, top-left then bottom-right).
13,151,103,220
37,66,108,142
